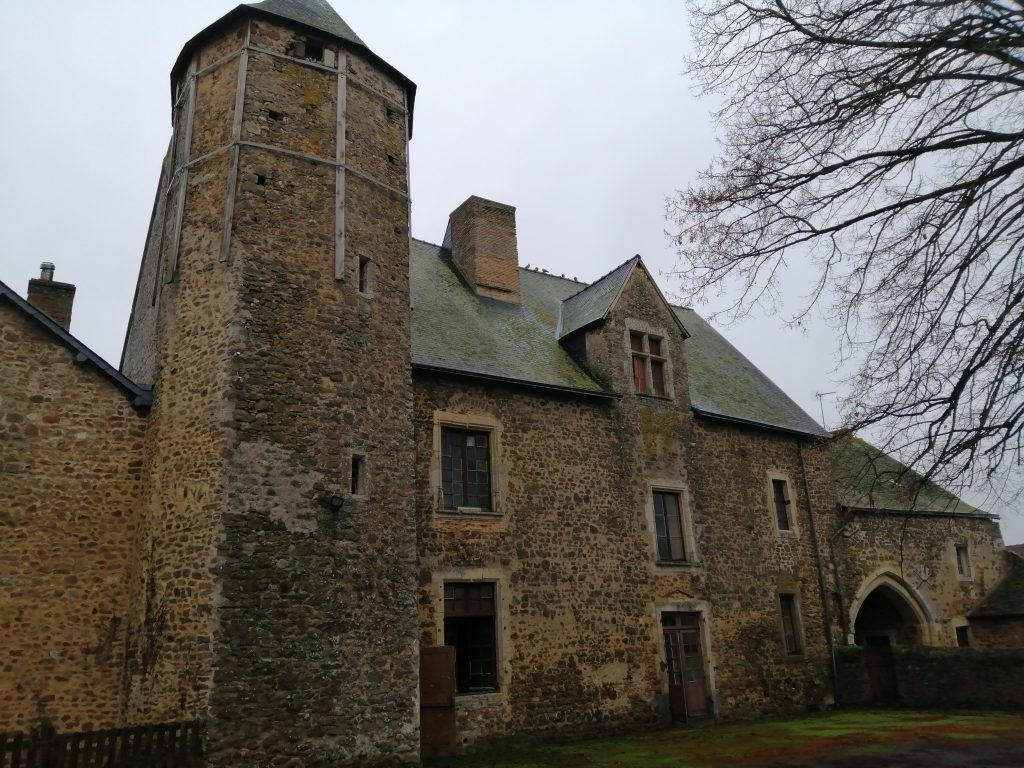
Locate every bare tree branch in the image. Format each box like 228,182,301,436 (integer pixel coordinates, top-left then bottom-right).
669,0,1024,496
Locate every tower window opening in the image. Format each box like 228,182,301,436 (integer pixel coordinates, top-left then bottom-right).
305,38,324,62
255,174,267,187
267,110,283,122
357,256,373,295
350,454,366,496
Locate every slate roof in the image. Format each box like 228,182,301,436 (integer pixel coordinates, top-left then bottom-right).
971,550,1024,619
674,308,826,436
558,258,637,339
0,280,152,407
409,239,827,436
410,240,607,396
830,436,989,516
244,0,365,46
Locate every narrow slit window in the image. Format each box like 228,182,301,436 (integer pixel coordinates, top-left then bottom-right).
267,110,283,122
357,256,372,294
772,479,792,531
955,545,971,578
255,174,267,187
350,454,366,496
653,491,687,562
779,594,802,655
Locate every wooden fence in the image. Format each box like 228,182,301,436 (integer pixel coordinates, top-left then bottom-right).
0,721,202,768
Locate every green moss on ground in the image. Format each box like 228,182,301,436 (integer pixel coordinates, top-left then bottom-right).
426,711,1024,768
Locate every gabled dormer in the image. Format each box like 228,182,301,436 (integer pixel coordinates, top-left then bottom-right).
557,256,689,401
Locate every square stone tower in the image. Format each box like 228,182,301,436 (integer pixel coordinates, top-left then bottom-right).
121,2,419,764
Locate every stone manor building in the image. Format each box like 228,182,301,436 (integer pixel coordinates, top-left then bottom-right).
1,1,1019,765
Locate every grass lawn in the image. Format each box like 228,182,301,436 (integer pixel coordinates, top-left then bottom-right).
427,710,1024,767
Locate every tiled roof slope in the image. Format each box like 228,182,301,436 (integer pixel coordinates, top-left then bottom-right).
673,308,826,436
558,258,637,338
410,240,606,395
831,436,987,516
971,550,1024,618
244,0,365,46
410,240,827,436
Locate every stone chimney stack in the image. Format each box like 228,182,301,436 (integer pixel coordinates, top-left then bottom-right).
447,196,521,303
27,262,76,331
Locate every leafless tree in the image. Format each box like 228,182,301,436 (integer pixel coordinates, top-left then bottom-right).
668,0,1024,496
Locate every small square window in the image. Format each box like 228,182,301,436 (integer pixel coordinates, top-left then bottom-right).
779,594,803,655
955,545,971,579
441,428,492,511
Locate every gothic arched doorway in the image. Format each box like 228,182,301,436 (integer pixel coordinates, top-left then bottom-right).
853,582,925,646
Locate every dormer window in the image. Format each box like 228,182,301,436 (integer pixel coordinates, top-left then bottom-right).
630,332,667,397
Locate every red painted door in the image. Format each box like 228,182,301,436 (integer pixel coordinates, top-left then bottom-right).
662,612,709,720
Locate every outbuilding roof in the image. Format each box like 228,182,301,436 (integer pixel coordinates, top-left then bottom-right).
0,280,151,407
971,549,1024,619
830,436,989,517
410,239,825,436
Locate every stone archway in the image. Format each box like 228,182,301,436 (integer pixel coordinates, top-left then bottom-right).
850,573,932,646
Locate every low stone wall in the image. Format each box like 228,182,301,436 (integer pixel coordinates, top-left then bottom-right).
836,645,1024,710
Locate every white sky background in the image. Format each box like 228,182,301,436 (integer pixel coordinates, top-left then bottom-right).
0,1,1019,542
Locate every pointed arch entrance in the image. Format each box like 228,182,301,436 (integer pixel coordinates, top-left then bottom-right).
850,573,932,646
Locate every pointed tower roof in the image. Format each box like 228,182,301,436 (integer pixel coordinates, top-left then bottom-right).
171,0,415,134
243,0,365,47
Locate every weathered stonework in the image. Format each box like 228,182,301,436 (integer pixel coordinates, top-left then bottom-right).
0,304,147,731
121,11,419,766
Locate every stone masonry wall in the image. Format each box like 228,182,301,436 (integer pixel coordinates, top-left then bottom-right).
830,509,1006,646
413,266,836,750
689,420,836,716
209,19,418,767
0,303,147,731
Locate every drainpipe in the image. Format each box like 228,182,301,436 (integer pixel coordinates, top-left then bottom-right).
827,514,855,641
797,438,839,705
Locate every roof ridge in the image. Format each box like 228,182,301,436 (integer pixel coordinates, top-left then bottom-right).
562,255,640,303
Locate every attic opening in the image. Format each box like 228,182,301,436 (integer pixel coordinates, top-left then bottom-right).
287,37,325,63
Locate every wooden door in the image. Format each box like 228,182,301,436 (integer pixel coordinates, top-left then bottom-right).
662,612,709,720
864,636,899,705
420,645,457,757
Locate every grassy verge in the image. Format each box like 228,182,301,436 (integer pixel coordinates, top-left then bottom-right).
428,710,1024,768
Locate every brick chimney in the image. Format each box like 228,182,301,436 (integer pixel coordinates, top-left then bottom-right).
27,262,76,331
446,196,520,303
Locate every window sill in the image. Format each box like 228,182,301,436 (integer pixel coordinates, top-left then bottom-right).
634,392,674,403
775,529,798,538
455,690,504,708
654,560,702,571
780,652,806,662
436,507,502,518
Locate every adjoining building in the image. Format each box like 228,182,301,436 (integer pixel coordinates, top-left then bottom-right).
0,1,1017,764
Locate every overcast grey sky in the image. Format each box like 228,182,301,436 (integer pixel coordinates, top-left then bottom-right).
1,1,1018,542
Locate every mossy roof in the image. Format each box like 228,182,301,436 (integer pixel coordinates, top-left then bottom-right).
244,0,364,46
830,436,985,515
558,258,637,338
410,239,826,436
971,551,1024,618
673,307,826,436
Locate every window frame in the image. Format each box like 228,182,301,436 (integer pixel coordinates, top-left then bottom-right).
431,412,506,517
355,253,374,297
443,580,499,694
647,484,698,568
955,544,972,581
766,472,799,536
440,427,492,512
624,322,673,399
777,593,805,657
